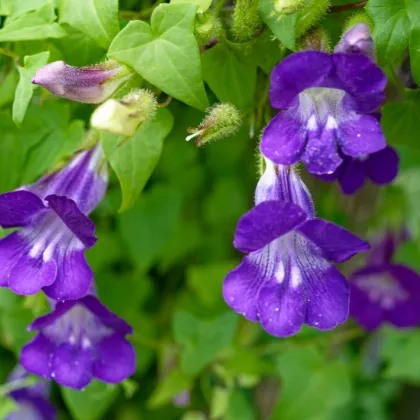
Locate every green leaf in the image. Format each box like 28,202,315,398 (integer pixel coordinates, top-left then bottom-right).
0,69,19,109
201,44,257,109
225,389,256,420
272,346,351,419
173,311,239,375
59,0,119,49
12,51,50,126
108,4,209,110
148,369,192,408
170,0,212,13
0,307,35,353
410,27,420,86
61,381,119,420
8,0,52,18
366,0,411,65
101,108,174,211
381,91,420,149
118,186,183,271
0,3,66,42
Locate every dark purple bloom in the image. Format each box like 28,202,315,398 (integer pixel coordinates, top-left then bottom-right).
350,232,420,330
319,146,399,194
0,144,107,300
260,50,387,175
32,60,132,104
6,365,56,420
20,295,136,390
223,159,369,337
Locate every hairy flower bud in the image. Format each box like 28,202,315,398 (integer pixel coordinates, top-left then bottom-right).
195,12,223,46
298,27,330,52
32,59,133,104
271,0,308,16
91,89,157,136
186,103,241,146
232,0,262,42
296,0,330,36
334,21,375,60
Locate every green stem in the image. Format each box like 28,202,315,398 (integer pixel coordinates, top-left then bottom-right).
330,1,368,12
0,47,19,60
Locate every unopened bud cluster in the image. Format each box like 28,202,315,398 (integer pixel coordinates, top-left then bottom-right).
232,0,262,42
186,103,241,147
195,12,224,46
91,89,157,136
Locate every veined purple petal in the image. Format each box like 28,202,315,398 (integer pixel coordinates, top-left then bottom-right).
20,334,55,379
270,51,334,108
0,191,46,228
46,195,97,248
338,113,386,157
0,233,27,287
234,200,307,253
366,146,399,185
260,110,307,165
297,219,370,263
28,301,77,331
338,158,366,194
51,343,93,390
92,333,136,383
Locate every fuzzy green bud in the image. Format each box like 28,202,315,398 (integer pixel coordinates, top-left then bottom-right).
232,0,262,42
343,12,373,35
270,0,308,17
296,0,330,37
298,27,330,52
195,12,223,46
186,103,241,146
91,89,157,136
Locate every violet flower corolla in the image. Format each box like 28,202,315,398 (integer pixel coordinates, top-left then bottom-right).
260,23,387,176
223,158,370,337
0,144,107,300
20,294,136,390
32,59,132,104
350,231,420,330
5,365,56,420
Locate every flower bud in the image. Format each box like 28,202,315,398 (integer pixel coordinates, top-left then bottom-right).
195,12,223,46
91,89,157,136
232,0,262,42
186,103,241,146
298,27,330,52
334,19,375,60
296,0,330,37
271,0,308,17
32,59,133,104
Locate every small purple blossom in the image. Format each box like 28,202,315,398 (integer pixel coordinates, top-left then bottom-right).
318,146,399,194
32,60,132,104
223,159,370,337
6,365,56,420
20,295,136,390
350,231,420,330
260,50,387,176
335,23,376,61
0,144,107,300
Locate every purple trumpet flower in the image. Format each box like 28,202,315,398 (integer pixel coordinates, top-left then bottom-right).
223,159,370,337
260,46,387,175
319,146,399,194
0,144,107,300
6,365,56,420
20,295,136,390
32,60,132,104
350,231,420,330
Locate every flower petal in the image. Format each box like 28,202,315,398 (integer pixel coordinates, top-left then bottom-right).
20,334,55,379
338,158,366,194
297,219,370,263
0,232,28,287
92,333,136,383
302,120,342,175
43,248,93,301
9,251,57,295
0,191,46,228
234,200,307,253
270,51,334,108
260,110,307,165
337,113,386,157
29,301,76,331
366,146,399,185
51,343,93,390
46,195,97,248
223,253,272,322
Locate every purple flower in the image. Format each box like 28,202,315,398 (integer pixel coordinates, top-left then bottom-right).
20,295,136,390
334,23,376,61
0,144,107,300
6,365,56,420
318,146,399,194
223,159,370,337
260,50,387,175
350,231,420,330
32,60,132,104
